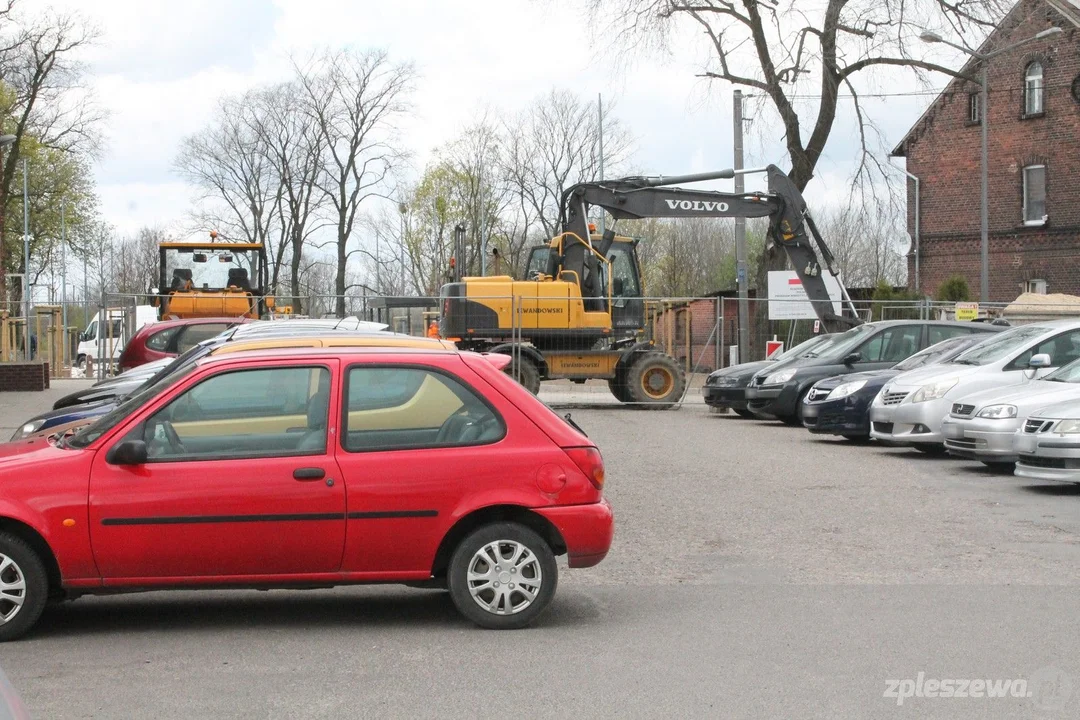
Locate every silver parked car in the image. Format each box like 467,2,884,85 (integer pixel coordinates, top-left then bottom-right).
1014,397,1080,483
870,320,1080,449
941,358,1080,465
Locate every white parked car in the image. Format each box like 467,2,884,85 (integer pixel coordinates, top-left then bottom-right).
940,358,1080,465
1014,397,1080,483
869,320,1080,449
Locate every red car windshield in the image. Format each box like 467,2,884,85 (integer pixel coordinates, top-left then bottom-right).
66,364,197,449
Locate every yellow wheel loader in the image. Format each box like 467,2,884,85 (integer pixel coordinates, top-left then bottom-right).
440,164,860,407
157,232,273,320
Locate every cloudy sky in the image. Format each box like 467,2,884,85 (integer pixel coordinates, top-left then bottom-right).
43,0,963,236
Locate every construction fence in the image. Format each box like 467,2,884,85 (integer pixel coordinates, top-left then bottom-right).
4,291,1079,406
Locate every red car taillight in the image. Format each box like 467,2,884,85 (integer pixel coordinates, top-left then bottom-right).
564,446,605,490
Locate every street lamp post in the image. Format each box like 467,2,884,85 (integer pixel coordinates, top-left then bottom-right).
920,26,1062,303
22,157,29,361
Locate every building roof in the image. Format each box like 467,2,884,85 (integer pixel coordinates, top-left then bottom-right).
891,0,1079,157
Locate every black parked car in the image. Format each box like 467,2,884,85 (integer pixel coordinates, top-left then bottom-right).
800,332,1000,440
703,333,834,416
744,320,1002,424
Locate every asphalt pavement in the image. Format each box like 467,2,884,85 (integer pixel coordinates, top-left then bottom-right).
3,397,1080,718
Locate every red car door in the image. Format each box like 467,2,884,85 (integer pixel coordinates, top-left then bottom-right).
335,359,536,576
88,359,347,581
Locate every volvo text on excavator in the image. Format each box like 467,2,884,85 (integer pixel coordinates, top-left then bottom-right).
440,164,861,407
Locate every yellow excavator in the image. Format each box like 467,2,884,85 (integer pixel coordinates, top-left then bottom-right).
439,164,859,407
157,232,274,319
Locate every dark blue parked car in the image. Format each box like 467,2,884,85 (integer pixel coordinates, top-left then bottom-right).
800,333,997,441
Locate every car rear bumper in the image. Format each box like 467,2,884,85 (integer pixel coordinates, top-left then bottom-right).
703,386,748,410
535,498,614,568
941,417,1021,463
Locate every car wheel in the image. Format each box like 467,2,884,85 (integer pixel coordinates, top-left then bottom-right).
447,522,558,630
504,356,541,395
625,352,687,409
0,533,49,642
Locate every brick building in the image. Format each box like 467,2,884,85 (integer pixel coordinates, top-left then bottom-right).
891,0,1080,300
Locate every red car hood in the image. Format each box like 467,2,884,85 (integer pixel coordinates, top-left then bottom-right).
0,436,73,466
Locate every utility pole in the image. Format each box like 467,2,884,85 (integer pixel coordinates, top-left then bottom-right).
733,90,749,361
22,157,30,361
598,93,605,237
61,204,67,366
479,163,486,277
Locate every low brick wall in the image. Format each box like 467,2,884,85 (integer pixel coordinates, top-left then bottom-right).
0,362,50,391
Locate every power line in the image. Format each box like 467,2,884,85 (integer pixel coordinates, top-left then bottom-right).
746,80,1078,100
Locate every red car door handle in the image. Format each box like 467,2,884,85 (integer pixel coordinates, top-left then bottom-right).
293,468,325,481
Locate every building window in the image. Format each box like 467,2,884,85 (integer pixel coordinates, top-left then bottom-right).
1025,279,1047,294
1025,62,1045,115
1022,165,1047,225
968,92,981,123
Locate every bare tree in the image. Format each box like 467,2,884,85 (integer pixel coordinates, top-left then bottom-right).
502,89,633,239
251,82,329,311
0,5,102,300
584,0,1008,292
296,49,415,317
174,90,284,286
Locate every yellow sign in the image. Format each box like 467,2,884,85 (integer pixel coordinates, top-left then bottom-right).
955,302,979,321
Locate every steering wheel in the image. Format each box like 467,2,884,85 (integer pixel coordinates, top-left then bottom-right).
160,421,187,455
436,406,476,444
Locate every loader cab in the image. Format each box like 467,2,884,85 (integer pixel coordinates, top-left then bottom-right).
158,241,269,320
523,235,645,335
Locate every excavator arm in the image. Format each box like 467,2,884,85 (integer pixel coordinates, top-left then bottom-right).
552,163,860,332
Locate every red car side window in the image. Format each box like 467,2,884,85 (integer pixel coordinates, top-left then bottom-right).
342,365,505,452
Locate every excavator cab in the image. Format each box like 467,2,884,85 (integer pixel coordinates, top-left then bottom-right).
523,233,645,335
157,238,270,320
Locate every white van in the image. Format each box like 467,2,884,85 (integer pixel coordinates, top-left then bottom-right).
76,306,158,368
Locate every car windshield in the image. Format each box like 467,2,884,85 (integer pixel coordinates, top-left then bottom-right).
66,364,197,449
893,336,968,371
810,324,875,360
950,325,1050,366
164,245,261,292
776,334,831,360
1044,357,1080,383
125,340,220,397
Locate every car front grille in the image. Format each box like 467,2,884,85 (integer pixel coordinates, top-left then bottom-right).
881,391,908,406
751,375,765,387
946,438,979,450
873,421,894,434
951,403,976,417
1024,418,1055,434
806,388,829,402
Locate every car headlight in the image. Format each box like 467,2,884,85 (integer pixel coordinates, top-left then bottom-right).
910,378,959,403
764,369,796,386
976,404,1018,419
708,375,736,387
829,379,867,400
12,419,45,440
1055,419,1080,434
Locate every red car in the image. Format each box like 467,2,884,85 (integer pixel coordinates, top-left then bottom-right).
116,317,247,373
0,347,613,639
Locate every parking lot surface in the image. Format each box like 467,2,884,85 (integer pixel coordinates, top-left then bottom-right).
3,399,1080,718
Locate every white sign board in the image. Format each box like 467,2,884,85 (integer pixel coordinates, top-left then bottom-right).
767,271,843,320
